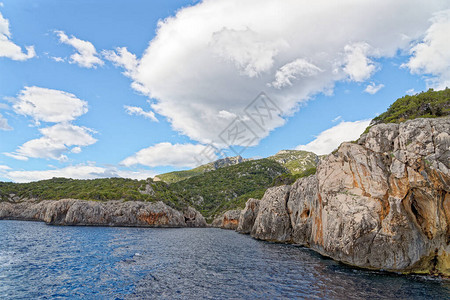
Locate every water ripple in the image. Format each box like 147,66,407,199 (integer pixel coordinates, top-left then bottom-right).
0,221,448,299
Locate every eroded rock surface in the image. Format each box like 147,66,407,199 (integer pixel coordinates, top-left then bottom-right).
211,210,241,230
237,117,450,276
0,199,206,227
237,198,260,234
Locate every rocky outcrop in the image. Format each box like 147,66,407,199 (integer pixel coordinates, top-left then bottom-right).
183,206,207,227
211,209,241,230
236,198,260,234
235,117,450,276
251,186,292,242
0,199,206,227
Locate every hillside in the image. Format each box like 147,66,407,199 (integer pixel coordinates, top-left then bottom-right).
170,159,289,221
155,155,250,184
371,88,450,125
0,156,318,222
268,150,318,174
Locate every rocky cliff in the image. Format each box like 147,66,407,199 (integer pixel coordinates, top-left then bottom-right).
235,117,449,276
211,209,241,230
0,199,206,227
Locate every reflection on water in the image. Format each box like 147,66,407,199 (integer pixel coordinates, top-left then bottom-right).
0,221,448,299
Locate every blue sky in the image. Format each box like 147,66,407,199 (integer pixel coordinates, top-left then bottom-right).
0,0,448,182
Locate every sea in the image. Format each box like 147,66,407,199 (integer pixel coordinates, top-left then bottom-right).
0,220,448,299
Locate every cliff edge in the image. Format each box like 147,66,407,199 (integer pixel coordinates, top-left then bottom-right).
0,199,206,227
235,117,449,276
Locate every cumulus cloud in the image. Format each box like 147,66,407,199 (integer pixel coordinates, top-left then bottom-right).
123,0,447,147
13,86,88,124
7,87,96,161
0,11,35,61
103,47,138,77
341,42,377,82
296,119,371,155
270,59,323,89
51,56,64,62
210,28,286,78
403,9,450,89
0,112,12,130
6,123,97,161
121,142,216,168
55,30,103,68
4,164,156,183
364,82,385,94
124,105,158,122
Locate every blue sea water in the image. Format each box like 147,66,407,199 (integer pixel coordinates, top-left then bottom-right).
0,220,448,299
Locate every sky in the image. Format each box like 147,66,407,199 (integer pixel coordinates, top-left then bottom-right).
0,0,449,182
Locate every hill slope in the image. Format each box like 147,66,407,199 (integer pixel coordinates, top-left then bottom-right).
155,156,250,184
268,150,318,174
170,159,289,221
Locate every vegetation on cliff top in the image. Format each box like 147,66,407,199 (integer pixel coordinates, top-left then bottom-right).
0,177,187,210
371,88,450,125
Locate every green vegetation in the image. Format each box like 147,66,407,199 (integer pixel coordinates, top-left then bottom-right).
0,177,187,210
156,156,248,184
155,166,209,184
372,88,450,125
170,159,288,221
268,150,317,174
271,167,317,187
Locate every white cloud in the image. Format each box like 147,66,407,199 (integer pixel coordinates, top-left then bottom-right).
210,28,286,78
342,42,377,82
103,47,138,77
7,123,96,161
0,112,12,130
51,56,64,62
4,164,156,183
270,59,323,89
406,88,417,95
39,123,96,147
364,82,385,94
121,142,215,168
13,86,88,124
0,11,35,61
331,116,342,123
0,165,10,170
124,105,158,122
8,137,69,161
296,119,371,155
71,147,81,154
123,0,447,147
403,9,450,89
55,30,103,68
8,87,95,161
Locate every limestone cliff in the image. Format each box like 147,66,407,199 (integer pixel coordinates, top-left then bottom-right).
0,199,206,227
211,209,241,230
235,117,450,276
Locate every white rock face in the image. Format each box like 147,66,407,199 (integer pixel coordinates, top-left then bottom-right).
0,199,206,227
237,117,450,276
237,198,260,234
